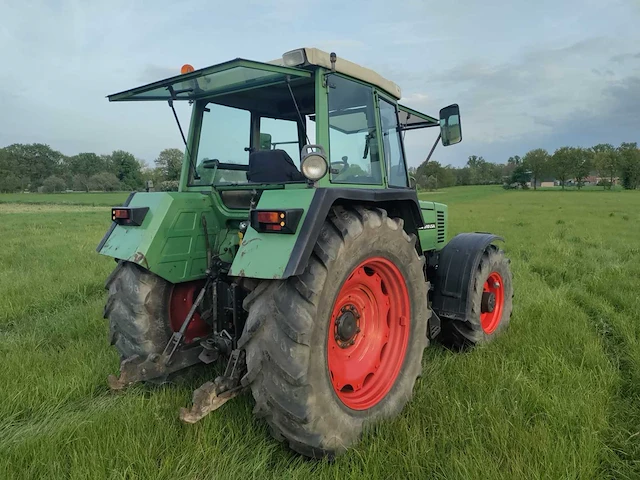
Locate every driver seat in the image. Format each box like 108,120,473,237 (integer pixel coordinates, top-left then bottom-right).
247,149,305,183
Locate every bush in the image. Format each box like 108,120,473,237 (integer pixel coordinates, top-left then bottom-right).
159,180,179,192
42,176,66,193
89,172,121,191
0,174,21,193
72,174,91,192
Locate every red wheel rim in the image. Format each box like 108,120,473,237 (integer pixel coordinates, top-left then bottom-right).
169,281,211,343
480,272,504,334
327,257,410,411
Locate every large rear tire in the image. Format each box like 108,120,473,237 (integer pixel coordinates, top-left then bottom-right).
438,245,513,349
104,262,210,360
239,206,430,458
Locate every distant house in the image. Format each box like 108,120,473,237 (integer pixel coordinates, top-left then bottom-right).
526,177,557,188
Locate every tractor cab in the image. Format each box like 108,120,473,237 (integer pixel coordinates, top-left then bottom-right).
108,48,461,195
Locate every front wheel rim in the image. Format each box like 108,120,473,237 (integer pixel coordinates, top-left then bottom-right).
327,257,410,411
480,271,504,334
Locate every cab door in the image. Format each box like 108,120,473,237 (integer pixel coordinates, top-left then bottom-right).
377,96,410,188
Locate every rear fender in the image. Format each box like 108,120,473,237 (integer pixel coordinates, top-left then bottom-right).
431,233,504,322
229,187,424,280
97,191,222,283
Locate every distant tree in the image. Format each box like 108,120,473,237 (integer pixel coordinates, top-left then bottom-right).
155,148,184,181
108,150,143,190
42,175,66,193
439,166,457,188
72,174,91,192
522,148,549,190
416,174,428,190
0,174,21,193
618,142,640,190
551,147,576,190
573,148,593,190
89,172,121,192
510,164,531,188
1,143,64,187
456,167,472,185
63,152,107,177
425,175,438,191
591,143,615,154
593,148,619,190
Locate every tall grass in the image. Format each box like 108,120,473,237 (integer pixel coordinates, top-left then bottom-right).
1,187,639,479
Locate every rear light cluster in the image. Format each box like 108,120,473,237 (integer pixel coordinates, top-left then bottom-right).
250,209,303,234
111,207,149,226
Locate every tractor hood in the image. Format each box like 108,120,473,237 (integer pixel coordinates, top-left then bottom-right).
107,59,311,102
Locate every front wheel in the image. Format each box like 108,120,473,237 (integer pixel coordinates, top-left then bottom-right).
438,245,513,349
238,206,430,458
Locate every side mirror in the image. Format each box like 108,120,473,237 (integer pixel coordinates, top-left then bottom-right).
409,175,417,190
439,104,462,146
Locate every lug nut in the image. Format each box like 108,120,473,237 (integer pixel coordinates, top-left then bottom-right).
493,282,500,288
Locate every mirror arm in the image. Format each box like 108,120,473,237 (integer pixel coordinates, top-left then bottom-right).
424,132,442,164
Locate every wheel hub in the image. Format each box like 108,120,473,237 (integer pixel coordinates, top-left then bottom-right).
334,305,360,347
481,291,496,313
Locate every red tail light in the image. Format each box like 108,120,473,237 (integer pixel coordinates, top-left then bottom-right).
250,209,303,234
111,207,149,226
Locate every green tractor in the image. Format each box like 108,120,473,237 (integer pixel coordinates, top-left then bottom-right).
98,48,513,458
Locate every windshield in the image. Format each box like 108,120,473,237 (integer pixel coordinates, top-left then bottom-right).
189,79,315,186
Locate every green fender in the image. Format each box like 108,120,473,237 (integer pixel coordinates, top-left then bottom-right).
228,188,316,279
97,192,227,283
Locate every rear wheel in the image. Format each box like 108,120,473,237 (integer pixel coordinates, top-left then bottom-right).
438,245,513,349
104,262,210,361
239,206,430,458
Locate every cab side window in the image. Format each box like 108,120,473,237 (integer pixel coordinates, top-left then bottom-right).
327,75,382,184
379,98,409,187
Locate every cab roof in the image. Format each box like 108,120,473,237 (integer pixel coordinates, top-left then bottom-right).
106,48,438,127
269,47,402,100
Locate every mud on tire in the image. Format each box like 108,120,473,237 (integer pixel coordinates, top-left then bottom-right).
238,205,431,458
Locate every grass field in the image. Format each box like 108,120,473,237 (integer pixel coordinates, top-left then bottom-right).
1,186,639,479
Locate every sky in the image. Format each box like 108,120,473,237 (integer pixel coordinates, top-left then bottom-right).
0,0,639,168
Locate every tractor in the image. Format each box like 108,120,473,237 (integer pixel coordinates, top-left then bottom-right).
98,47,513,458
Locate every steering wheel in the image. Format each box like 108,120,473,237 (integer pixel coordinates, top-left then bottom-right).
330,156,349,174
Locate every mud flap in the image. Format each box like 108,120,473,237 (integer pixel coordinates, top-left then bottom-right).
431,232,504,323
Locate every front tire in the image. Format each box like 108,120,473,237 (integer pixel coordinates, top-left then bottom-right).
239,206,430,458
438,245,513,349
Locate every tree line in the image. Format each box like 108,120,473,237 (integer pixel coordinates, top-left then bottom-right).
0,144,184,193
411,142,640,191
1,141,639,194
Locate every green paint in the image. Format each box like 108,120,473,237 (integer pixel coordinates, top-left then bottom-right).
229,188,315,278
418,201,448,251
98,192,224,283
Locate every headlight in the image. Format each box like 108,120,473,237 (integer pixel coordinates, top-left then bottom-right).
282,49,307,67
301,154,328,181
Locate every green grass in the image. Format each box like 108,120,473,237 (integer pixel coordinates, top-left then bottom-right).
1,187,639,479
0,192,130,206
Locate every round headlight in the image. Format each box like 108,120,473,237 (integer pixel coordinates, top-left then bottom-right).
301,154,328,181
